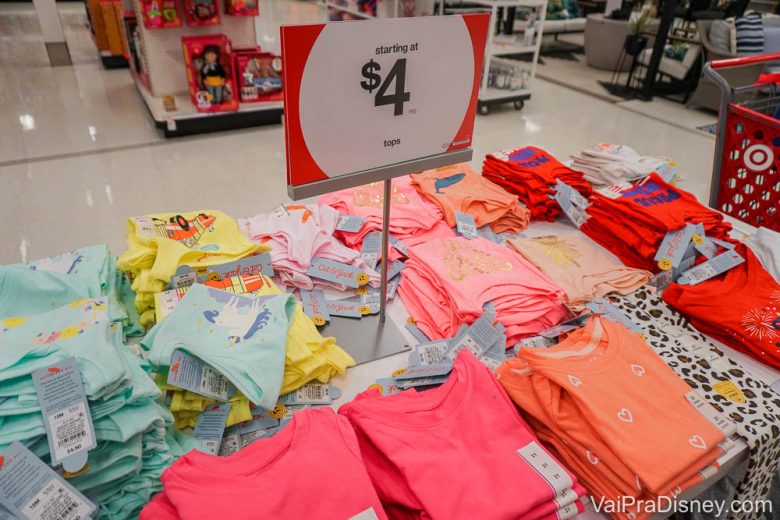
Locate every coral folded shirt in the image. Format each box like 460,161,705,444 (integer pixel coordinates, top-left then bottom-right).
499,317,730,495
141,408,387,520
339,351,585,520
410,163,530,232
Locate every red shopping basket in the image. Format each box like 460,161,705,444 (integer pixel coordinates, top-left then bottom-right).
704,53,780,231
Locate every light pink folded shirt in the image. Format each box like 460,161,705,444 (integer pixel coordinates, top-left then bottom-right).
339,351,586,520
399,237,568,344
508,234,652,305
318,176,448,249
240,204,380,290
140,407,387,520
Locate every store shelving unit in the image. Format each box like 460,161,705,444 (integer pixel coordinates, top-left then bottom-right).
134,80,283,137
126,0,283,137
444,0,546,114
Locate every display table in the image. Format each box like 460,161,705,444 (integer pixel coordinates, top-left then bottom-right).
330,216,778,519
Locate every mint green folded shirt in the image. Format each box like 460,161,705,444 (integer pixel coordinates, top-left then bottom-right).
0,245,143,337
0,298,130,400
143,284,295,410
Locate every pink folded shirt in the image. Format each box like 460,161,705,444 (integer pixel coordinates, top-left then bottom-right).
399,236,568,344
240,204,379,290
141,407,387,520
318,176,447,249
339,351,585,520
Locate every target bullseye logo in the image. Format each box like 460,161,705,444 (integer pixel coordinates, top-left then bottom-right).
744,144,773,171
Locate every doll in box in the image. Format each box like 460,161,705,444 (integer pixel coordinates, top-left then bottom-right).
182,35,238,112
201,45,227,104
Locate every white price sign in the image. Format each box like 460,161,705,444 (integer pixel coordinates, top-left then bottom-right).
282,15,489,199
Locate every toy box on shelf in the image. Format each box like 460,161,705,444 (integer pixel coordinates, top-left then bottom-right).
225,0,259,16
140,0,182,28
184,0,220,25
182,34,239,112
234,49,282,102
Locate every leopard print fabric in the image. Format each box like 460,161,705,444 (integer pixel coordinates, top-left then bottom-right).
611,288,780,520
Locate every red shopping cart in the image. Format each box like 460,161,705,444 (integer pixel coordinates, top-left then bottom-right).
704,53,780,231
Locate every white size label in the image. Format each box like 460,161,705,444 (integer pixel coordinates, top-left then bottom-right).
49,403,93,463
685,391,736,436
131,216,156,238
23,479,93,520
517,441,573,495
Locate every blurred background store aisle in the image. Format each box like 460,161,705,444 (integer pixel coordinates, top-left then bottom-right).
0,0,718,264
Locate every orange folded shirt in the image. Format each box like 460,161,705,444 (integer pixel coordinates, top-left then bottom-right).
497,317,733,518
411,163,530,233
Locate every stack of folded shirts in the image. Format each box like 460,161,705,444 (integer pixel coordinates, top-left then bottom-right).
0,296,187,519
150,279,355,429
663,243,780,369
498,316,736,520
398,236,568,345
482,146,592,221
141,408,387,519
239,204,379,290
1,245,143,338
581,173,732,272
410,163,531,232
144,284,354,432
340,351,586,519
318,176,454,251
570,144,671,187
507,233,651,307
610,287,780,508
117,210,263,327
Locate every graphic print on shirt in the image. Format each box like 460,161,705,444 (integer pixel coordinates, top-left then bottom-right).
203,296,271,344
442,238,513,281
150,213,217,249
29,251,84,274
741,291,780,348
433,173,465,194
506,147,551,168
617,408,633,423
612,180,682,208
530,236,582,268
352,182,410,208
29,299,105,344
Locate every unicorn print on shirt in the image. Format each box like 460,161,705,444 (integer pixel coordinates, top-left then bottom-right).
203,296,271,345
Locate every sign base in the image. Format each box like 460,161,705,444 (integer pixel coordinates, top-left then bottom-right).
320,314,411,365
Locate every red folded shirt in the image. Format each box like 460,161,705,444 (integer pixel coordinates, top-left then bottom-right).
581,173,732,272
482,146,591,221
663,243,780,369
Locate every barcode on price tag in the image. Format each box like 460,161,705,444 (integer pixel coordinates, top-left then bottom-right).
517,441,573,495
32,359,96,473
278,384,331,405
49,403,93,463
0,443,96,520
23,479,93,520
167,350,233,401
